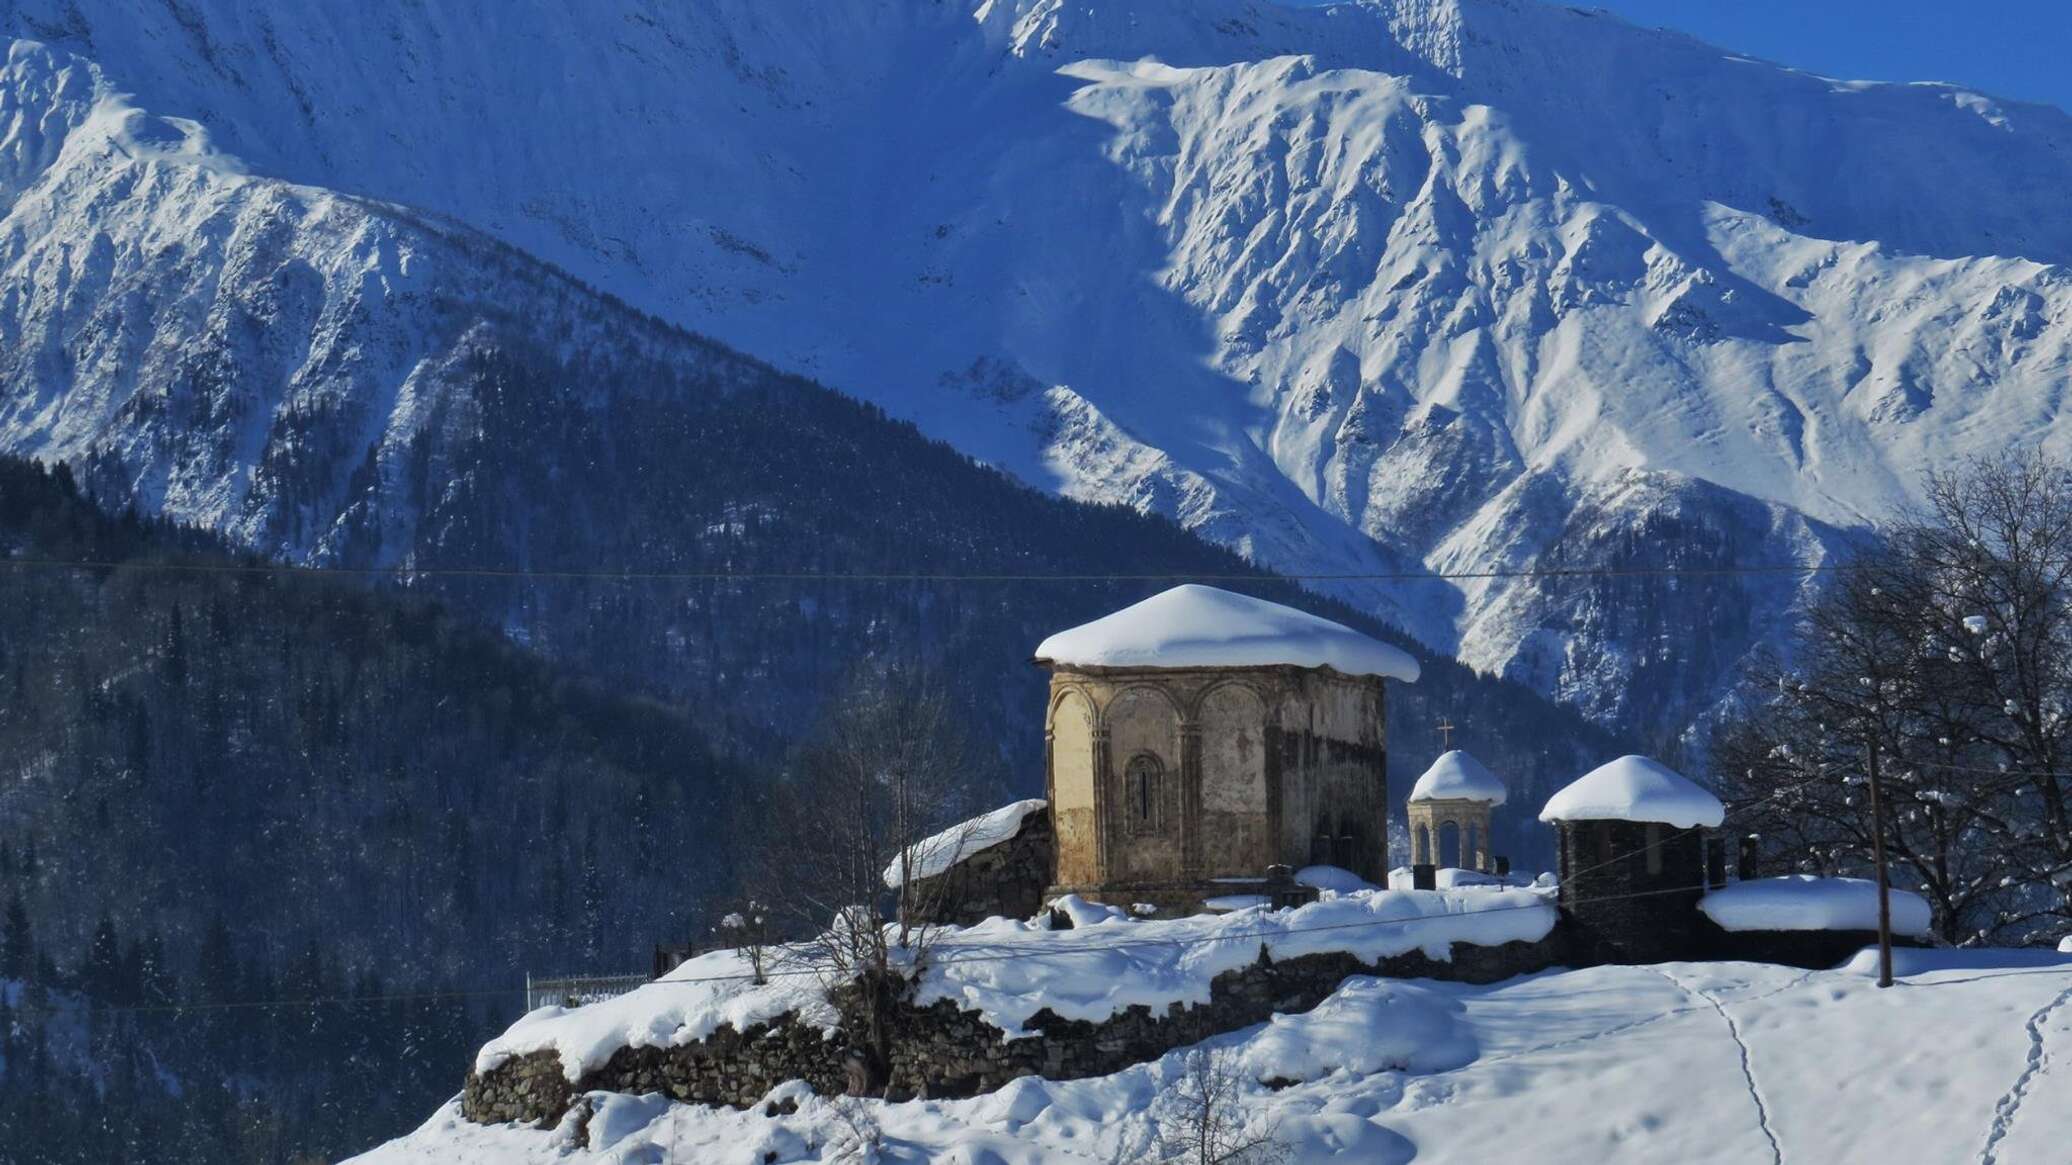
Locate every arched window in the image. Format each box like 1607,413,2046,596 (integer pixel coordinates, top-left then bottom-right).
1125,753,1166,835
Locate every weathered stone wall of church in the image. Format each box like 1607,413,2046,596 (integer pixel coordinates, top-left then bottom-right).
1049,689,1099,887
1043,665,1388,909
1196,681,1271,879
1276,672,1388,882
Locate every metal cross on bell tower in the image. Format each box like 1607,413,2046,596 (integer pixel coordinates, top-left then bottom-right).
1436,717,1456,750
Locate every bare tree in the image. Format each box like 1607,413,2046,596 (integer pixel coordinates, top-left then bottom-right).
1146,1048,1290,1165
713,898,772,984
755,665,985,1093
1907,454,2072,931
1714,453,2072,944
1714,553,2023,943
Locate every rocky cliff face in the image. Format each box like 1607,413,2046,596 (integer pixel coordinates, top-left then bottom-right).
6,2,2071,738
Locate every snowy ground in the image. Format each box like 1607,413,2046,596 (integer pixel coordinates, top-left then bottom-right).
359,948,2072,1164
476,887,1556,1081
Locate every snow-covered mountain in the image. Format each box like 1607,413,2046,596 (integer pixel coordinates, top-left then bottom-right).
6,0,2072,735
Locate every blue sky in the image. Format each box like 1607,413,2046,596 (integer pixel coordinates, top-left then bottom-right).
1581,1,2071,111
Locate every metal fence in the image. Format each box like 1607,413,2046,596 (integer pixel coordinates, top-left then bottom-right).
524,971,650,1012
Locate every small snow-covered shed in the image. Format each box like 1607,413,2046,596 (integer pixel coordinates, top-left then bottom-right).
1035,585,1418,915
1540,755,1725,964
1696,874,1934,967
1699,875,1932,937
1406,750,1507,871
883,800,1052,928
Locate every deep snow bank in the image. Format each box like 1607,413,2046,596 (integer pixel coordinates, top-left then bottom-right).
359,954,2072,1165
476,886,1555,1082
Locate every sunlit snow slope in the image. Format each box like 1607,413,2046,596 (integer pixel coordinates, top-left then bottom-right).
354,952,2072,1164
6,0,2072,734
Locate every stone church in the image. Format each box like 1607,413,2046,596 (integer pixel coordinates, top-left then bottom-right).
1033,585,1420,914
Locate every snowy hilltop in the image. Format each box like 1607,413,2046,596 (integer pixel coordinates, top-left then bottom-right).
7,0,2072,736
356,943,2072,1164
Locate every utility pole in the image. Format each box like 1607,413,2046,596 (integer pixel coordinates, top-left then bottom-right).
1864,735,1895,989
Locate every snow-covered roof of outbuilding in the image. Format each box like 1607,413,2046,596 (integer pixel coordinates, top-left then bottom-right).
1033,585,1420,681
1538,755,1724,828
883,799,1047,888
1700,875,1932,937
1408,750,1508,805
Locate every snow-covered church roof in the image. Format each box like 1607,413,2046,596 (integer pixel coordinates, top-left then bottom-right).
1538,755,1724,828
1034,585,1420,681
1408,750,1508,805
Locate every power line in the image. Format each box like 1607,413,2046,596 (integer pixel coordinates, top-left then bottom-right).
86,878,1719,1018
92,777,1834,1019
0,554,1860,586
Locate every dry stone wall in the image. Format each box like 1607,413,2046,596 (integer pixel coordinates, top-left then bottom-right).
462,930,1568,1127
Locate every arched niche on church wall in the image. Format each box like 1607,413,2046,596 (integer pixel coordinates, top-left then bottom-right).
1048,688,1099,886
1197,682,1270,877
1105,685,1183,881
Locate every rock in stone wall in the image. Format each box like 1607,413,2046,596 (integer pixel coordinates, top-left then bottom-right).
904,810,1052,928
461,931,1567,1127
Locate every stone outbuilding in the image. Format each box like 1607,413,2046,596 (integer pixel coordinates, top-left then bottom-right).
1406,749,1507,871
1540,754,1725,964
884,800,1053,928
1034,585,1419,915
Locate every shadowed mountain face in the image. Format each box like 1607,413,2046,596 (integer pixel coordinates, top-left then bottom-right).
0,33,1620,842
8,1,2067,740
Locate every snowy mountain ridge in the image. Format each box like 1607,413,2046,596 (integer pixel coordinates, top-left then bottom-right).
6,0,2072,734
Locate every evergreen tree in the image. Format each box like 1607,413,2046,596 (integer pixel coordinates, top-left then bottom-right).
165,603,187,688
0,893,30,981
195,916,238,1004
139,931,175,1006
83,913,123,1003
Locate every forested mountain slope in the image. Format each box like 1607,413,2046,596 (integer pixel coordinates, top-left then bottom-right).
0,457,744,1162
6,1,2069,735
